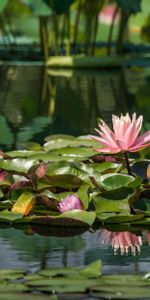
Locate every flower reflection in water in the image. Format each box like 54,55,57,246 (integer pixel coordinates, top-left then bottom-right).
146,232,150,245
99,229,142,256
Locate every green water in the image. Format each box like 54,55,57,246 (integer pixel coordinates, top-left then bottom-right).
0,226,150,274
0,64,149,151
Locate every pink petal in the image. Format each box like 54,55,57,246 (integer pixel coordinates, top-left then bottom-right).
134,130,150,146
91,133,113,147
129,130,150,152
135,115,143,136
112,114,131,139
129,143,150,152
99,121,118,144
124,115,143,149
58,195,82,213
124,121,137,148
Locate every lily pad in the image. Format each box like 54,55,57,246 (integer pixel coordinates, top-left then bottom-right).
99,173,140,191
32,210,96,226
11,192,35,216
0,158,38,174
93,188,132,214
0,210,22,222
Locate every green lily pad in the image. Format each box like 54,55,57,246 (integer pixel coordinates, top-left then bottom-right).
44,135,99,151
48,147,96,158
97,212,144,224
6,150,43,158
92,162,122,174
93,189,132,214
44,161,91,184
99,173,140,191
0,158,38,174
32,210,96,226
77,183,90,209
0,210,22,223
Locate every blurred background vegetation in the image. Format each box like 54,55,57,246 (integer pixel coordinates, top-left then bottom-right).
0,0,150,155
0,0,150,58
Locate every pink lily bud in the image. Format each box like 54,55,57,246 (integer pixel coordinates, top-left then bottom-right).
58,195,82,213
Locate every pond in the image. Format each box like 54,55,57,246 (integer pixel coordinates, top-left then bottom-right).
0,63,149,150
0,63,150,299
0,225,150,274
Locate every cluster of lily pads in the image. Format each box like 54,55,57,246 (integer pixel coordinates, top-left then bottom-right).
1,260,150,299
0,133,149,227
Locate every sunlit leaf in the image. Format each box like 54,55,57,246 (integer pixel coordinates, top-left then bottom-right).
0,210,22,222
0,158,38,173
12,192,35,216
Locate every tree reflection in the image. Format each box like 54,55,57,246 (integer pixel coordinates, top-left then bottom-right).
0,65,149,151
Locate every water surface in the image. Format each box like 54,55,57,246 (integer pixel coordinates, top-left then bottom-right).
0,64,149,150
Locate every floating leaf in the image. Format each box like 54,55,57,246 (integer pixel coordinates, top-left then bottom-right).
44,134,99,151
92,161,122,174
93,188,132,214
77,183,90,209
0,210,22,222
80,260,102,277
97,212,144,223
43,161,91,184
0,283,28,293
12,192,35,216
0,158,38,173
22,142,43,151
99,173,138,191
32,210,96,226
48,147,96,158
6,150,43,158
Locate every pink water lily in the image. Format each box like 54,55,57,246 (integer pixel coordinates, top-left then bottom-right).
92,113,150,154
58,195,82,213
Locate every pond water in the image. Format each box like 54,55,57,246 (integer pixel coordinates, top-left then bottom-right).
0,225,150,274
0,63,150,275
0,64,149,150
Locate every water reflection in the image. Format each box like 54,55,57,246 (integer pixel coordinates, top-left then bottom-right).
0,64,150,150
0,225,150,274
99,229,142,256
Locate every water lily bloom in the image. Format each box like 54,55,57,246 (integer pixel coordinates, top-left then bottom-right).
92,113,150,153
58,195,82,213
99,229,142,255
